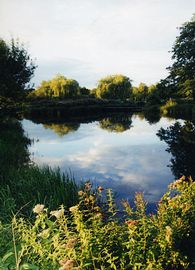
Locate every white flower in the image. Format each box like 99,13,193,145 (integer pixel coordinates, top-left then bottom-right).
69,206,78,213
50,208,64,219
33,204,45,214
59,259,74,270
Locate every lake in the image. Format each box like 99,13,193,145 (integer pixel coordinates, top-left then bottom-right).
20,112,185,206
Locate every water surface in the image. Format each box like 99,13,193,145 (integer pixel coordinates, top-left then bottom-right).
22,113,181,204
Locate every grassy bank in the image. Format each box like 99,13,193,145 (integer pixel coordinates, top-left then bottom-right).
0,166,79,222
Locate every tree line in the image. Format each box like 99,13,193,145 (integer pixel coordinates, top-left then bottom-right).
0,15,195,103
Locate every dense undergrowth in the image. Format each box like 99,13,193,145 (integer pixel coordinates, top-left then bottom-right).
1,176,195,270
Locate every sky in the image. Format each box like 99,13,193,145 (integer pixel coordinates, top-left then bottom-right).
1,0,195,88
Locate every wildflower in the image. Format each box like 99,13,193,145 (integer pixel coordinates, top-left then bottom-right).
121,200,129,208
50,208,64,219
169,175,188,189
97,186,104,192
94,212,102,220
89,195,95,201
38,228,50,238
78,190,84,196
69,205,78,213
33,204,45,214
65,238,77,249
85,182,91,190
94,206,101,212
125,219,138,228
165,226,172,243
59,259,74,270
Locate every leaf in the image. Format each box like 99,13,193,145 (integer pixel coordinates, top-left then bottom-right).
2,252,14,263
20,263,39,270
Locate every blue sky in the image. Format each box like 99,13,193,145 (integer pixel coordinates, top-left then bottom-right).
1,0,195,88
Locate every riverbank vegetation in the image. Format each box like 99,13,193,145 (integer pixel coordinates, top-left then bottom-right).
1,176,195,269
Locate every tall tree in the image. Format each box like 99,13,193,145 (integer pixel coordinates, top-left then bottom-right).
169,15,195,84
0,38,36,99
96,74,132,100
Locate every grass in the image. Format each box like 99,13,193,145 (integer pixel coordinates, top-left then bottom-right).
0,165,79,222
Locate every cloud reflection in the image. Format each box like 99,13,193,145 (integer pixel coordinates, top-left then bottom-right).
32,143,173,203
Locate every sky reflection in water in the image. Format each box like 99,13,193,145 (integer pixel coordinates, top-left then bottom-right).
22,115,178,203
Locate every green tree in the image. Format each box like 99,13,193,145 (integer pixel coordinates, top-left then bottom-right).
96,74,132,100
80,87,90,96
132,83,148,102
30,75,80,98
167,15,195,99
0,38,36,99
169,15,195,83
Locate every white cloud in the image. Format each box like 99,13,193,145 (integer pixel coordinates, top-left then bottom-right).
1,0,194,87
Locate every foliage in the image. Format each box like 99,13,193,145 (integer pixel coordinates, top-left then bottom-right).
165,15,195,99
179,78,195,100
132,83,149,102
99,115,132,132
96,75,132,100
157,121,195,179
0,38,36,99
29,75,80,99
169,15,195,84
2,177,195,269
80,87,90,96
160,99,177,115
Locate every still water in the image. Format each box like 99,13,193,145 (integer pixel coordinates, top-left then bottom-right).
21,113,183,204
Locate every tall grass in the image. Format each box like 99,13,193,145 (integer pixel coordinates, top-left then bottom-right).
0,166,78,222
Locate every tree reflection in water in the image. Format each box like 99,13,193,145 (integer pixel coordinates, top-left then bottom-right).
0,118,31,180
43,123,80,136
99,115,133,132
157,121,195,179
